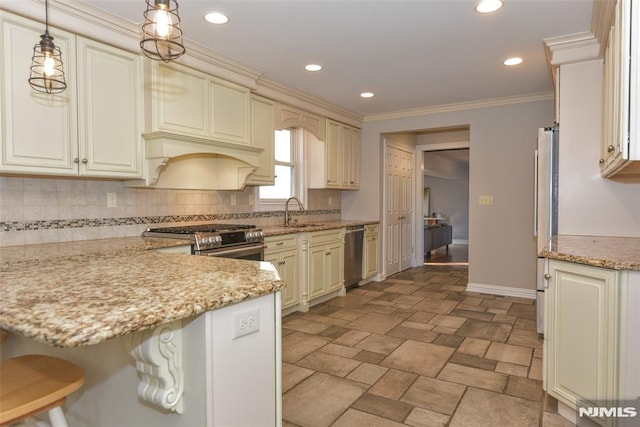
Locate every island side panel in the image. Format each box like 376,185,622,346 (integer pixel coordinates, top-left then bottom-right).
1,314,208,427
1,292,281,427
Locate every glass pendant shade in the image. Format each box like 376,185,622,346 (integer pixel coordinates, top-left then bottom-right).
140,0,186,62
28,1,67,94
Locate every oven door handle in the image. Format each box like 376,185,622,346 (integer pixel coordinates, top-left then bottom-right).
201,244,266,257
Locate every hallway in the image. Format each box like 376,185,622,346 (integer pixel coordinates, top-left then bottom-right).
282,266,571,426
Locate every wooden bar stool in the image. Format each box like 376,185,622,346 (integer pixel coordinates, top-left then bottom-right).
0,353,85,427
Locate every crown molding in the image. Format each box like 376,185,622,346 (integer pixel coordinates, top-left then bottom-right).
591,0,617,57
543,31,601,66
363,92,554,122
255,77,364,128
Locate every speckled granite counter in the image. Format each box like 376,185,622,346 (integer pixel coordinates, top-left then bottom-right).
0,237,285,347
262,219,379,236
540,235,640,271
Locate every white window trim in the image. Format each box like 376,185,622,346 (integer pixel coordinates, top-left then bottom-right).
256,128,306,211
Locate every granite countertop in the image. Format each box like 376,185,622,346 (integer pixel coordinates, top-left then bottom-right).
540,235,640,271
262,219,379,236
0,237,285,347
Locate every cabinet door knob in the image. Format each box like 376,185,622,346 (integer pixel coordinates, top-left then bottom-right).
74,157,79,164
82,158,88,164
607,145,615,153
276,242,284,246
544,274,551,280
325,252,331,256
599,158,605,164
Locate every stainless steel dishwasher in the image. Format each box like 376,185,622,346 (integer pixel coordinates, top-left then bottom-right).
344,225,365,288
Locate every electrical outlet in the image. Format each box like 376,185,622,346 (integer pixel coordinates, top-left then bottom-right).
233,308,260,339
479,195,494,206
107,192,117,208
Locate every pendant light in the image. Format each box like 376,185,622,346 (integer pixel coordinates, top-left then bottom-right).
140,0,186,63
28,0,67,94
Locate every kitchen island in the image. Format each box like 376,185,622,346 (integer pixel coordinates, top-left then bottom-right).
0,237,285,426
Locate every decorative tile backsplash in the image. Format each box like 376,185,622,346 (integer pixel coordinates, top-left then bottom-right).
0,176,341,246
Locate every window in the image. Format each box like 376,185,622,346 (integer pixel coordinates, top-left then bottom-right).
258,129,303,207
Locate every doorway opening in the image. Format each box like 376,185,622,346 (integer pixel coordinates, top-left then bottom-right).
417,127,470,267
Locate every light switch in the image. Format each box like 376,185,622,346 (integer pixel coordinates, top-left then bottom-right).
479,195,494,206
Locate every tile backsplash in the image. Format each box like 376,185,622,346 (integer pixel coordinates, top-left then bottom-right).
0,176,341,247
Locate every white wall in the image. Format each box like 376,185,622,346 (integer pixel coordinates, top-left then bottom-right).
343,99,553,292
424,175,469,241
557,60,640,236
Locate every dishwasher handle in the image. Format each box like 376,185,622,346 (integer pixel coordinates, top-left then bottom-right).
345,226,365,233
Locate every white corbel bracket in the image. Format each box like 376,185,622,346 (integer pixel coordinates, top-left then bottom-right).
128,320,184,414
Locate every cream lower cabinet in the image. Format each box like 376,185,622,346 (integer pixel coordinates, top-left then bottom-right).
363,224,379,280
302,229,345,309
546,260,640,425
264,235,299,310
0,11,142,178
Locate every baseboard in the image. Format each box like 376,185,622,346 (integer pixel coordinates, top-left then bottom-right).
452,239,468,244
466,282,536,299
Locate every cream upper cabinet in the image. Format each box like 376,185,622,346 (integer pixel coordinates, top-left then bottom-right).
77,38,143,177
0,12,77,174
148,61,250,145
325,119,341,188
264,235,299,310
209,76,250,145
341,125,360,189
307,119,361,190
246,95,275,185
545,260,624,422
150,62,208,136
600,0,640,178
363,224,379,279
0,11,142,178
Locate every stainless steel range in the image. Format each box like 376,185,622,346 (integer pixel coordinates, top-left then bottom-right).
143,224,265,261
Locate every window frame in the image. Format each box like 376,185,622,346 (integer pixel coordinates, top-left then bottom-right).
256,128,305,211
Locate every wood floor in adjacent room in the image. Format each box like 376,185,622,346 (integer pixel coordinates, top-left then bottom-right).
281,265,571,427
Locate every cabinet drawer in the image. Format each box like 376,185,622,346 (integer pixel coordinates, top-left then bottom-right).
307,229,343,247
265,235,298,252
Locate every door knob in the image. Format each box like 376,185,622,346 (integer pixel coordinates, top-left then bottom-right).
544,274,551,280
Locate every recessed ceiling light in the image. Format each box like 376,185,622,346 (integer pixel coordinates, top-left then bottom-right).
504,57,524,66
204,12,229,24
305,64,322,72
360,92,374,98
475,0,503,13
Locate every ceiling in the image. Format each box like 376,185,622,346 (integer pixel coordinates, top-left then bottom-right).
84,0,594,117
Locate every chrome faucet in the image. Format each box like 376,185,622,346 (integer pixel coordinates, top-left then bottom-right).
284,197,304,226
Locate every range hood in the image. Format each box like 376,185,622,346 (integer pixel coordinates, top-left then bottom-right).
125,131,262,190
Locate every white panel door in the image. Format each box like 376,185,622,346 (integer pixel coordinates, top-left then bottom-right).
385,142,415,276
399,148,414,271
385,143,401,276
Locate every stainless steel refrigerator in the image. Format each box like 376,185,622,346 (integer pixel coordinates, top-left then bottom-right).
534,126,559,335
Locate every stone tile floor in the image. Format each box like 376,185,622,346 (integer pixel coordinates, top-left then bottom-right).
282,265,574,427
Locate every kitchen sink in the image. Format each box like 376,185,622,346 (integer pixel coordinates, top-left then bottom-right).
285,223,324,228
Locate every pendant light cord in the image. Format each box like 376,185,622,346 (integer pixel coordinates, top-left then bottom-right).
44,0,50,35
